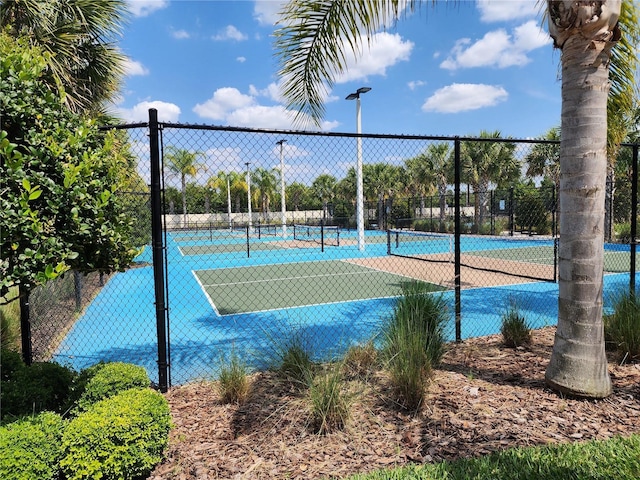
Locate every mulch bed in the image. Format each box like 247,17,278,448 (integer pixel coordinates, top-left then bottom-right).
149,327,640,479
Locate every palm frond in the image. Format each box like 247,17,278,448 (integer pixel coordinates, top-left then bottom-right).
274,0,414,127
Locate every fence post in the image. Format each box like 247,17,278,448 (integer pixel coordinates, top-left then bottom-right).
631,143,638,295
454,138,461,342
19,286,32,365
149,108,169,393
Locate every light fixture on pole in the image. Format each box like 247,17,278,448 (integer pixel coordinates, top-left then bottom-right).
245,162,252,231
345,87,371,251
276,139,287,237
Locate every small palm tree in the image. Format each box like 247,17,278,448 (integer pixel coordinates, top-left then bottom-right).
164,147,205,228
311,174,337,220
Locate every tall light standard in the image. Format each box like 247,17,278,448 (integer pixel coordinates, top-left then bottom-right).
226,173,232,229
346,86,371,251
276,139,287,237
245,162,252,231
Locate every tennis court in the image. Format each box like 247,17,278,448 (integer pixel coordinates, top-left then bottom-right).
53,226,639,385
194,260,443,315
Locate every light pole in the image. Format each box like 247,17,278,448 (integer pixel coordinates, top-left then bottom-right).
276,139,287,237
245,162,252,231
226,173,232,229
346,86,371,251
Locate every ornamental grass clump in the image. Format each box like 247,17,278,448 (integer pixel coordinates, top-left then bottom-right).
381,281,448,410
342,341,378,380
604,291,640,363
308,363,353,435
500,303,531,348
218,350,251,405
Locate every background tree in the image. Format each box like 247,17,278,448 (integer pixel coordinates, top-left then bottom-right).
251,167,278,220
164,147,205,228
460,131,520,232
311,174,337,220
406,143,453,231
0,0,129,115
363,163,403,229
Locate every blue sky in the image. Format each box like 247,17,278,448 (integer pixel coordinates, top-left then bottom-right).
114,0,561,139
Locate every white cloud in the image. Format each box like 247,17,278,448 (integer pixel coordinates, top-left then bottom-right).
124,59,149,76
236,56,247,63
408,80,426,90
253,1,287,26
476,0,540,22
192,86,338,131
422,84,508,113
335,32,413,83
249,82,284,103
171,29,190,40
212,25,248,42
440,21,550,70
117,100,181,122
126,0,168,17
193,88,255,121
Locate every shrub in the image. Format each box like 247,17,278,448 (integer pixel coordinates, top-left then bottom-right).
1,361,76,419
308,363,353,434
1,348,24,382
500,303,531,348
0,411,64,480
218,351,251,404
604,291,640,363
382,281,448,410
74,362,150,412
0,296,20,351
60,388,172,480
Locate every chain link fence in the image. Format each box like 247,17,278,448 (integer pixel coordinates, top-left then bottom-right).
25,111,638,388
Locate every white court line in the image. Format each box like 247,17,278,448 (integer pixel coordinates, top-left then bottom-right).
191,270,221,316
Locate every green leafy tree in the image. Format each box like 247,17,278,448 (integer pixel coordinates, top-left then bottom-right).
0,0,129,115
0,33,138,361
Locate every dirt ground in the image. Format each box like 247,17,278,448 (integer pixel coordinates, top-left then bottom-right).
149,328,640,480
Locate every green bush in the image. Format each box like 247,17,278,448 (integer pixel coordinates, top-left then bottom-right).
1,348,25,382
1,361,76,419
382,281,448,410
604,291,640,363
500,303,531,348
74,362,150,412
0,412,64,480
60,388,172,480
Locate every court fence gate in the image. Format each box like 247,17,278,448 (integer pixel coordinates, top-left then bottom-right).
24,109,640,392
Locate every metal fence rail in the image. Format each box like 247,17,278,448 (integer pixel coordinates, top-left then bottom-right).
29,109,638,391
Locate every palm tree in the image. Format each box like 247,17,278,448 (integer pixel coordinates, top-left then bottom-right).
164,147,205,228
406,143,453,231
311,174,337,220
543,1,626,398
274,0,638,398
251,167,278,220
207,171,234,226
460,131,520,232
364,163,402,229
0,0,128,115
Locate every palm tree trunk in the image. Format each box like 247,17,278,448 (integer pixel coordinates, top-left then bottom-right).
545,25,614,398
181,175,187,228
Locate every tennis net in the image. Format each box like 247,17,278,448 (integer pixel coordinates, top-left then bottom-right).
387,229,557,282
293,224,340,247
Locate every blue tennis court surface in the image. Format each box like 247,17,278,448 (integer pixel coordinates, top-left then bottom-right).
52,230,636,385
